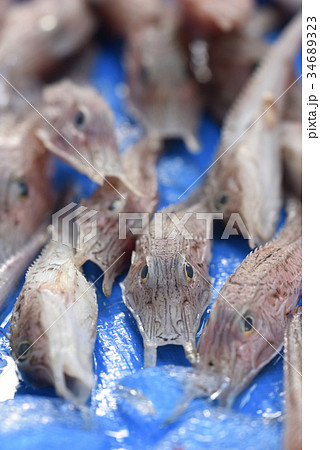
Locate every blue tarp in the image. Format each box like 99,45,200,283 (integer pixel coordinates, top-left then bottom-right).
0,17,301,450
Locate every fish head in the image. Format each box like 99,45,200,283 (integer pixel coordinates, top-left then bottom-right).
125,19,202,152
36,80,123,185
0,145,55,246
213,154,243,220
197,293,282,407
214,147,277,248
121,236,212,363
10,287,96,405
74,183,157,297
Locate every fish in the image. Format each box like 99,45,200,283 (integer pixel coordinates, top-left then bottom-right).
0,114,56,310
0,0,95,88
74,137,161,297
204,13,302,248
177,0,254,38
125,6,202,153
9,240,98,405
283,306,302,450
88,0,163,38
121,190,214,367
36,80,126,186
196,199,302,407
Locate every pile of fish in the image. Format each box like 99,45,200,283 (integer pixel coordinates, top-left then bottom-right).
0,0,302,447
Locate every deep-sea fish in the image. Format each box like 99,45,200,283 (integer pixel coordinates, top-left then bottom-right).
37,80,125,186
0,115,56,309
125,7,202,152
0,0,95,87
121,191,214,367
197,200,302,407
74,137,160,296
204,13,302,248
9,240,98,405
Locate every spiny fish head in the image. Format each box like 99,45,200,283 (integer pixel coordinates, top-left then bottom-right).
121,239,212,350
10,290,53,386
36,81,122,185
10,288,96,405
197,297,279,406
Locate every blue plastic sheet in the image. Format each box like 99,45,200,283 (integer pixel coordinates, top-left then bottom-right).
0,19,301,450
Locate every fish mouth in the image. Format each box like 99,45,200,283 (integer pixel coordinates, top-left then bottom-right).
50,355,95,406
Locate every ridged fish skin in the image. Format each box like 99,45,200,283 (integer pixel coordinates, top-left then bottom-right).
121,195,213,367
197,200,302,407
283,306,302,450
9,241,98,405
205,13,302,248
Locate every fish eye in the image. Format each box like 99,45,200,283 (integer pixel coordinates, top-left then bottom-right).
10,176,29,201
108,199,123,212
74,109,86,129
241,314,255,336
17,341,32,361
215,191,228,210
141,264,149,283
184,261,193,282
17,177,29,200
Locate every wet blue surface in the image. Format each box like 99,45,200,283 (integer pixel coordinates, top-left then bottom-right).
0,15,301,450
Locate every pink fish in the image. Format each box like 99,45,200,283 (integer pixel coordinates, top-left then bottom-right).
125,6,202,152
197,200,302,407
37,80,125,186
74,137,160,296
0,0,95,88
10,241,98,405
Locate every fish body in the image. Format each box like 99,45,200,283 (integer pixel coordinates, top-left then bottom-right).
9,240,98,405
283,306,302,450
125,7,202,152
0,0,95,87
121,194,213,366
37,80,124,186
197,200,302,407
74,137,160,296
205,13,302,248
0,114,56,309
